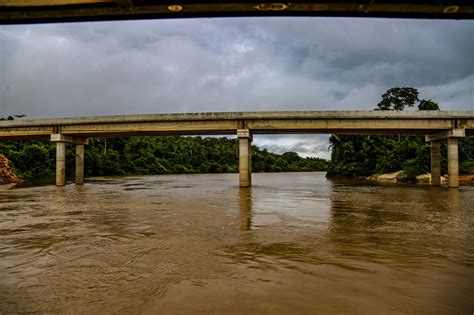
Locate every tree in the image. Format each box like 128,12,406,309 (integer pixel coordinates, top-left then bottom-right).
1,136,329,182
328,87,473,179
376,87,419,110
0,114,26,121
418,99,440,110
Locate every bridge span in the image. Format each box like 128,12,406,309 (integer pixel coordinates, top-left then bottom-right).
0,111,473,188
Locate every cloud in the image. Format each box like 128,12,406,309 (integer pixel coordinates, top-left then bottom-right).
0,18,472,158
254,135,331,159
420,74,474,110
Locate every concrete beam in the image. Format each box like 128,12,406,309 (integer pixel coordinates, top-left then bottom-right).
56,142,66,186
3,111,472,126
238,129,252,187
2,1,474,24
75,144,84,185
51,134,88,145
430,141,441,186
115,0,134,9
51,134,88,186
237,129,252,140
0,111,474,141
425,129,465,142
448,138,459,188
0,111,471,139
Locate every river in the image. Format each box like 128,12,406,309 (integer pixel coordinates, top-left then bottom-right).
0,172,473,313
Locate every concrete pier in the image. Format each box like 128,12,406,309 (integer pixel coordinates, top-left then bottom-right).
430,141,441,186
51,134,87,186
238,129,252,187
426,128,466,188
448,138,459,188
55,141,66,186
75,144,84,185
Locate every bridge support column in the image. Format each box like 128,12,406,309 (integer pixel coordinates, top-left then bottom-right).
75,144,84,185
51,134,88,186
430,141,441,186
55,141,66,186
426,129,465,188
448,138,459,188
238,129,252,187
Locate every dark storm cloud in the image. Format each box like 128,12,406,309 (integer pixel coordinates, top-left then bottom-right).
233,19,474,87
0,18,472,157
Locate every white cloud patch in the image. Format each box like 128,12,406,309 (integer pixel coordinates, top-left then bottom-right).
254,135,331,159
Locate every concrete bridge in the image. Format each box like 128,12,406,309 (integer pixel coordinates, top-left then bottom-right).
1,0,473,24
0,111,473,188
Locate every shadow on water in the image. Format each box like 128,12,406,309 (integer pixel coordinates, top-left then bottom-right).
238,187,252,231
13,177,55,189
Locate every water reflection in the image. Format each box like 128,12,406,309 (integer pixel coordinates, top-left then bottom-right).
238,187,252,231
446,187,461,211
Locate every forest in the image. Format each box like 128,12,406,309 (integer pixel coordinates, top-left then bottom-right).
326,87,474,179
0,136,328,182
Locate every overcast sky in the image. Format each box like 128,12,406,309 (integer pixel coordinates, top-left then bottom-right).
0,17,473,158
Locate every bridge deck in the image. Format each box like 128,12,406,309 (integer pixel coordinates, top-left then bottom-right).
0,111,473,139
1,0,473,24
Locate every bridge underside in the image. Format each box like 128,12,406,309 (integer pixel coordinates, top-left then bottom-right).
1,129,470,141
1,0,473,24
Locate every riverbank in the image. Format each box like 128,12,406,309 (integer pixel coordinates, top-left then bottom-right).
0,154,21,185
366,170,474,185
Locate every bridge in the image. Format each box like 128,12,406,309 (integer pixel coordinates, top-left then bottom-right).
0,110,473,188
1,0,473,24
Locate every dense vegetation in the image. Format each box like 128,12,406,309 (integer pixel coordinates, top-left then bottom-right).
327,134,473,178
327,87,474,179
0,136,328,182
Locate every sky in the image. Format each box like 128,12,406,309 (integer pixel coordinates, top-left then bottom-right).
0,17,473,159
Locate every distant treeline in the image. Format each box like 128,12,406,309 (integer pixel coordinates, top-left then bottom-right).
0,136,328,181
327,87,474,179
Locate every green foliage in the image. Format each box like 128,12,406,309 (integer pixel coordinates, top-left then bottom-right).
0,114,27,121
459,137,474,174
327,134,474,179
328,87,473,178
418,99,440,110
376,87,440,111
376,87,419,110
0,140,56,180
0,136,328,182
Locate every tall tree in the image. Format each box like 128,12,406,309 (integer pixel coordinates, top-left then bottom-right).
376,87,419,110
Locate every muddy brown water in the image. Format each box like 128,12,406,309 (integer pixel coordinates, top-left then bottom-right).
0,172,473,314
